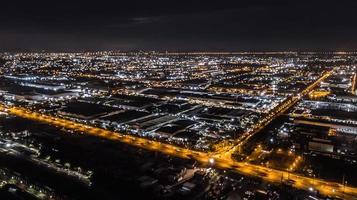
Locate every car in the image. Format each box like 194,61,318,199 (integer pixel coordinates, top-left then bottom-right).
283,179,295,186
256,171,267,177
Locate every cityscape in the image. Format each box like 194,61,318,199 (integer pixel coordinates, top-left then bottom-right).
1,0,357,199
0,52,356,199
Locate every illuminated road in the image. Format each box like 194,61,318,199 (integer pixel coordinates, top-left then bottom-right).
1,102,357,199
352,73,356,95
223,70,335,155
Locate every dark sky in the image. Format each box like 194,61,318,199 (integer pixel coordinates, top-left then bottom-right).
1,0,357,52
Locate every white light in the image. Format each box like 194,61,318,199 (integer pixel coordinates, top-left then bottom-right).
309,187,314,192
209,158,215,164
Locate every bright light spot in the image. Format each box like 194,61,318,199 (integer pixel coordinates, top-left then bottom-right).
309,187,314,192
209,158,215,164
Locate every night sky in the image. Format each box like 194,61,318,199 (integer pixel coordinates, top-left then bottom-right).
1,0,357,52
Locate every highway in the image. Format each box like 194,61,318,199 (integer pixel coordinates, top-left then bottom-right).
1,101,357,199
223,70,334,155
352,73,356,95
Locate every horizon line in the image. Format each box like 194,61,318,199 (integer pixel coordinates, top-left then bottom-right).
2,51,357,55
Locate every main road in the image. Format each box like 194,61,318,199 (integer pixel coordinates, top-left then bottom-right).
216,69,334,157
352,73,356,95
1,69,356,199
1,107,357,197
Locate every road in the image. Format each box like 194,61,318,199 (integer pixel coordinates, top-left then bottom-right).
352,73,356,95
1,100,357,199
218,70,335,156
